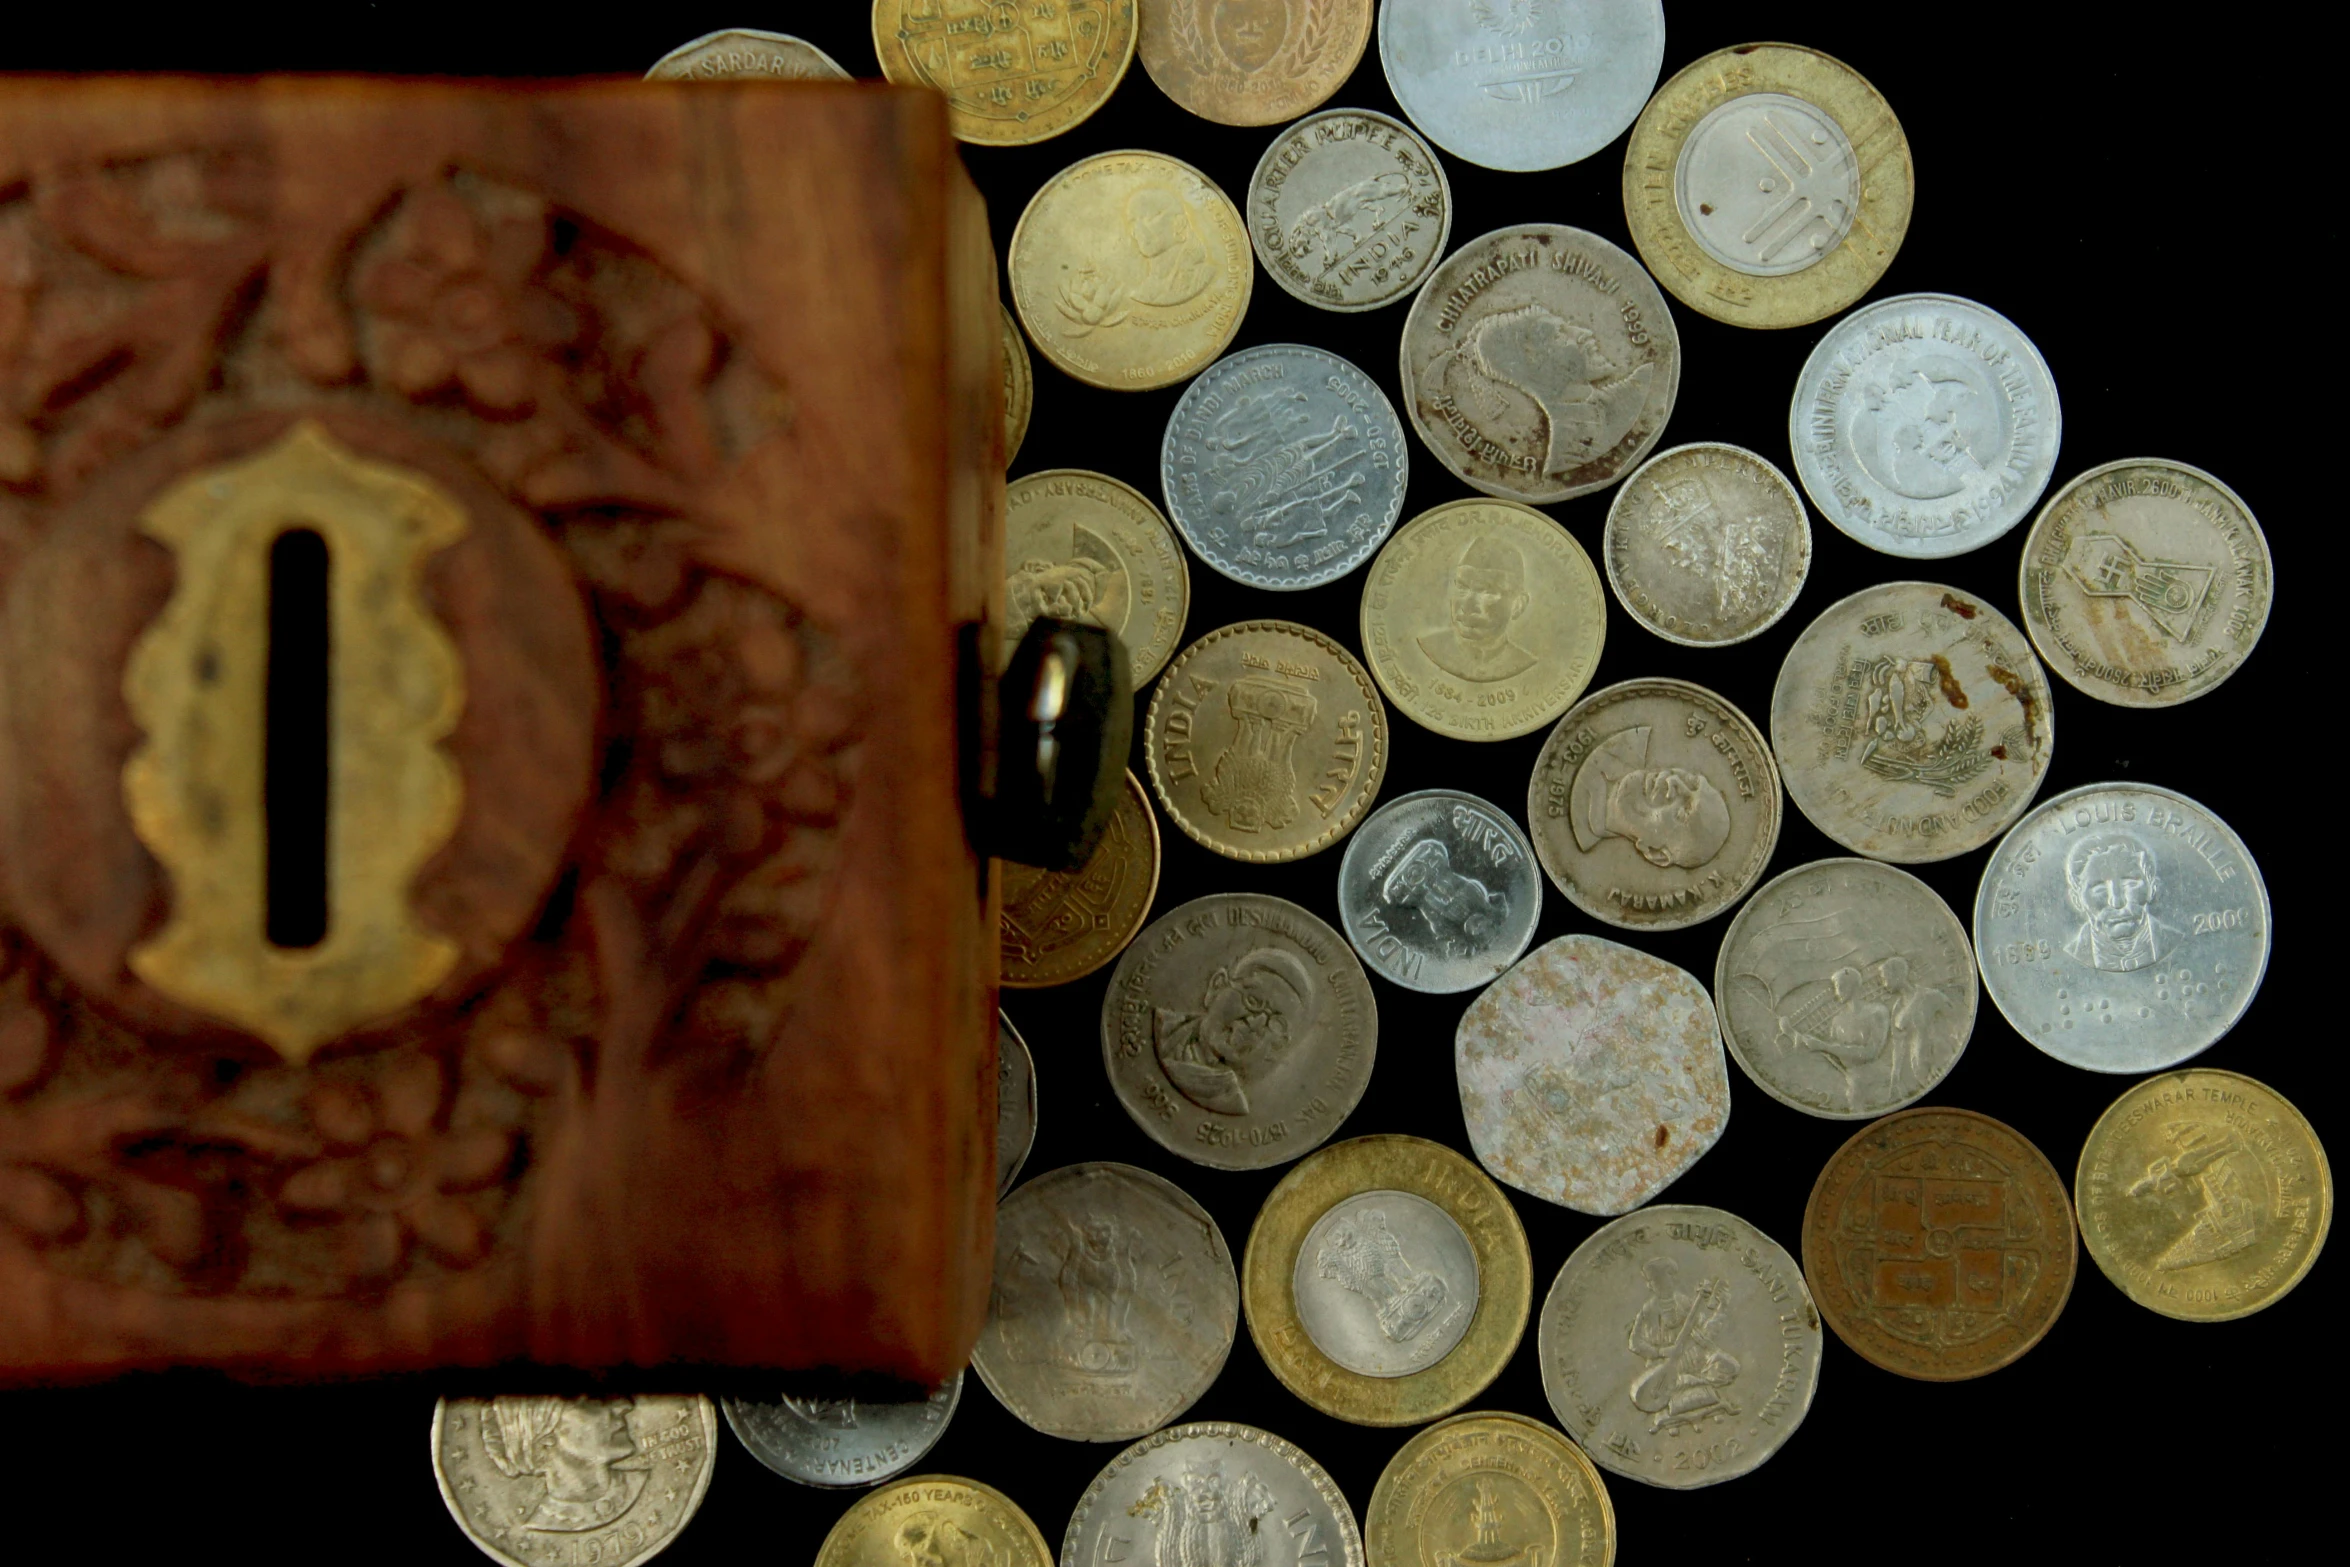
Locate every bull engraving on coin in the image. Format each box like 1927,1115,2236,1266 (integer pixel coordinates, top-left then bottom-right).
1570,726,1731,870
1154,949,1318,1115
1418,534,1537,682
481,1397,651,1533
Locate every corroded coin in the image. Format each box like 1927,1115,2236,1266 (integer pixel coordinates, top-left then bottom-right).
433,1394,715,1567
1802,1107,2077,1381
1005,468,1190,688
997,1011,1037,1197
1525,678,1779,931
2077,1069,2331,1323
1244,1134,1531,1427
1456,934,1730,1217
1361,499,1605,742
1335,789,1541,994
1771,582,2054,864
1716,859,1977,1120
813,1475,1052,1567
975,1162,1238,1441
1365,1410,1616,1567
1603,442,1812,647
1144,620,1389,863
1140,0,1373,126
1001,303,1033,464
1001,769,1162,989
1102,892,1376,1171
873,0,1136,146
1622,42,1913,330
1248,107,1452,313
721,1373,961,1489
1065,1421,1365,1567
646,28,850,80
1379,0,1665,173
2018,457,2272,708
1539,1206,1820,1489
1400,225,1680,505
1973,783,2269,1075
1009,150,1251,392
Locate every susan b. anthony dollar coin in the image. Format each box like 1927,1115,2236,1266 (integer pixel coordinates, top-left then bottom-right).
815,1476,1052,1567
1064,1422,1364,1567
1379,0,1665,172
721,1373,960,1489
1603,442,1812,647
1248,107,1452,313
1336,789,1541,994
433,1394,715,1567
1366,1411,1617,1567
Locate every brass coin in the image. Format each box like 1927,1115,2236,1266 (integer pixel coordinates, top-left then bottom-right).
1139,0,1373,127
1360,499,1605,742
1621,42,1914,330
1365,1411,1616,1567
645,28,850,80
1009,150,1253,392
1000,303,1033,464
1802,1106,2077,1381
1001,769,1161,988
1005,468,1191,688
1144,620,1388,863
2077,1069,2331,1322
872,0,1137,147
813,1474,1052,1567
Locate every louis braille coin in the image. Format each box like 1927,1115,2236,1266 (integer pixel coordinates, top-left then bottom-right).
1365,1411,1617,1567
1005,469,1190,689
1001,769,1161,989
720,1373,960,1489
1378,0,1665,173
1603,442,1812,647
1247,107,1452,313
433,1394,716,1567
1140,0,1373,126
874,0,1137,146
996,1011,1037,1197
1064,1422,1365,1567
646,28,850,80
1001,304,1033,464
814,1475,1053,1567
1335,789,1541,994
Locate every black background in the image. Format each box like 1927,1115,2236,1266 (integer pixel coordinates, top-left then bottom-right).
0,7,2320,1565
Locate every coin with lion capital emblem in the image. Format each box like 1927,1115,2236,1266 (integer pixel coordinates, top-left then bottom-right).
432,1393,716,1567
1063,1422,1365,1567
1366,1410,1617,1567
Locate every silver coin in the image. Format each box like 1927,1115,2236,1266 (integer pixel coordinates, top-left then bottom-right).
432,1394,716,1567
1789,293,2062,559
1974,782,2270,1074
1673,91,1860,279
1062,1421,1365,1567
1294,1189,1481,1376
645,29,851,81
1378,0,1666,172
998,1009,1037,1199
1102,893,1378,1170
974,1162,1239,1441
1538,1204,1821,1489
1162,344,1409,589
720,1373,960,1490
1336,789,1541,993
1248,107,1453,314
1603,441,1813,647
1715,859,1977,1119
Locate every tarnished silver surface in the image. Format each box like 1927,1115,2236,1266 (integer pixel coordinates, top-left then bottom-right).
1539,1205,1821,1489
1604,442,1812,647
1062,1421,1365,1567
1378,0,1666,172
1790,293,2062,559
433,1394,716,1567
997,1011,1037,1198
1294,1189,1482,1377
1248,108,1453,313
1674,91,1858,277
645,29,850,81
720,1374,960,1490
1336,789,1541,993
1975,783,2270,1074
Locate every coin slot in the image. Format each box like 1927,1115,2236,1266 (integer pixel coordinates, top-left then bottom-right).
264,526,330,951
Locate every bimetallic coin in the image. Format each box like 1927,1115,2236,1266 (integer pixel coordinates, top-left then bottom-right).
1140,0,1372,127
1361,500,1605,742
646,28,850,80
1336,789,1541,994
1162,345,1408,589
1622,43,1913,330
1974,783,2269,1074
1803,1107,2077,1381
975,1162,1238,1441
1002,770,1161,989
2018,458,2272,708
1065,1422,1365,1567
1001,304,1033,464
1400,225,1680,505
1539,1206,1820,1489
1771,582,2054,864
1716,859,1977,1120
1005,469,1190,688
1144,620,1388,863
997,1011,1037,1197
1603,442,1812,647
1102,892,1376,1171
1248,107,1452,313
2077,1069,2331,1322
432,1394,715,1567
1526,679,1779,931
873,0,1136,146
1244,1134,1531,1426
1378,0,1664,173
721,1374,960,1489
814,1475,1052,1567
1009,150,1251,392
1790,294,2062,559
1367,1410,1615,1567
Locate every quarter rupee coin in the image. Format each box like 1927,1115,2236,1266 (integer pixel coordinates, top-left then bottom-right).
1366,1410,1616,1567
1065,1422,1365,1567
1974,782,2269,1074
1378,0,1665,172
1336,789,1541,994
814,1475,1052,1567
1001,304,1033,463
1140,0,1373,126
1248,108,1452,313
432,1394,716,1567
1603,442,1811,647
1006,468,1191,688
721,1373,961,1489
997,1010,1038,1196
1002,769,1162,989
873,0,1136,145
646,28,851,80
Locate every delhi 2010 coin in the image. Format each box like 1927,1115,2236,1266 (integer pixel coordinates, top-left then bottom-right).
1248,107,1453,313
1603,441,1812,647
720,1373,960,1489
1336,789,1541,994
1379,0,1665,172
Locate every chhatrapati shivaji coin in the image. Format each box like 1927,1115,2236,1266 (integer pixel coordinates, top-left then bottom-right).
1161,345,1408,590
1790,294,2062,559
997,1011,1037,1197
1400,225,1680,505
1360,499,1605,742
975,1162,1238,1441
1102,893,1376,1171
1456,935,1729,1217
1244,1134,1531,1426
1378,0,1665,173
646,28,850,80
1716,859,1977,1120
1144,620,1389,863
1010,150,1251,391
1973,783,2269,1074
721,1373,961,1489
433,1394,715,1567
1064,1422,1365,1567
1603,442,1812,647
1802,1107,2077,1381
1248,107,1452,313
2018,458,2272,708
814,1475,1053,1567
2077,1069,2331,1323
1771,582,2054,864
1336,789,1541,994
1538,1205,1820,1490
1001,303,1033,464
1140,0,1373,126
1365,1410,1616,1567
1622,42,1912,330
1002,769,1162,989
1525,679,1779,932
874,0,1136,146
1005,468,1190,688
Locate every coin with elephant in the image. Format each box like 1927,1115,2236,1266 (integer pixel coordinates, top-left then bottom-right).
1365,1410,1616,1567
1005,468,1190,688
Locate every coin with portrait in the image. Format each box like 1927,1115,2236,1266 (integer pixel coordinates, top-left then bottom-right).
1604,442,1811,647
996,1010,1037,1196
1001,769,1161,989
1140,0,1373,126
813,1474,1053,1567
1005,468,1190,688
873,0,1136,146
1336,789,1541,994
1000,303,1033,464
721,1373,960,1490
645,28,850,80
433,1393,716,1567
1248,107,1452,313
1065,1422,1365,1567
1366,1410,1616,1567
1379,0,1665,172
